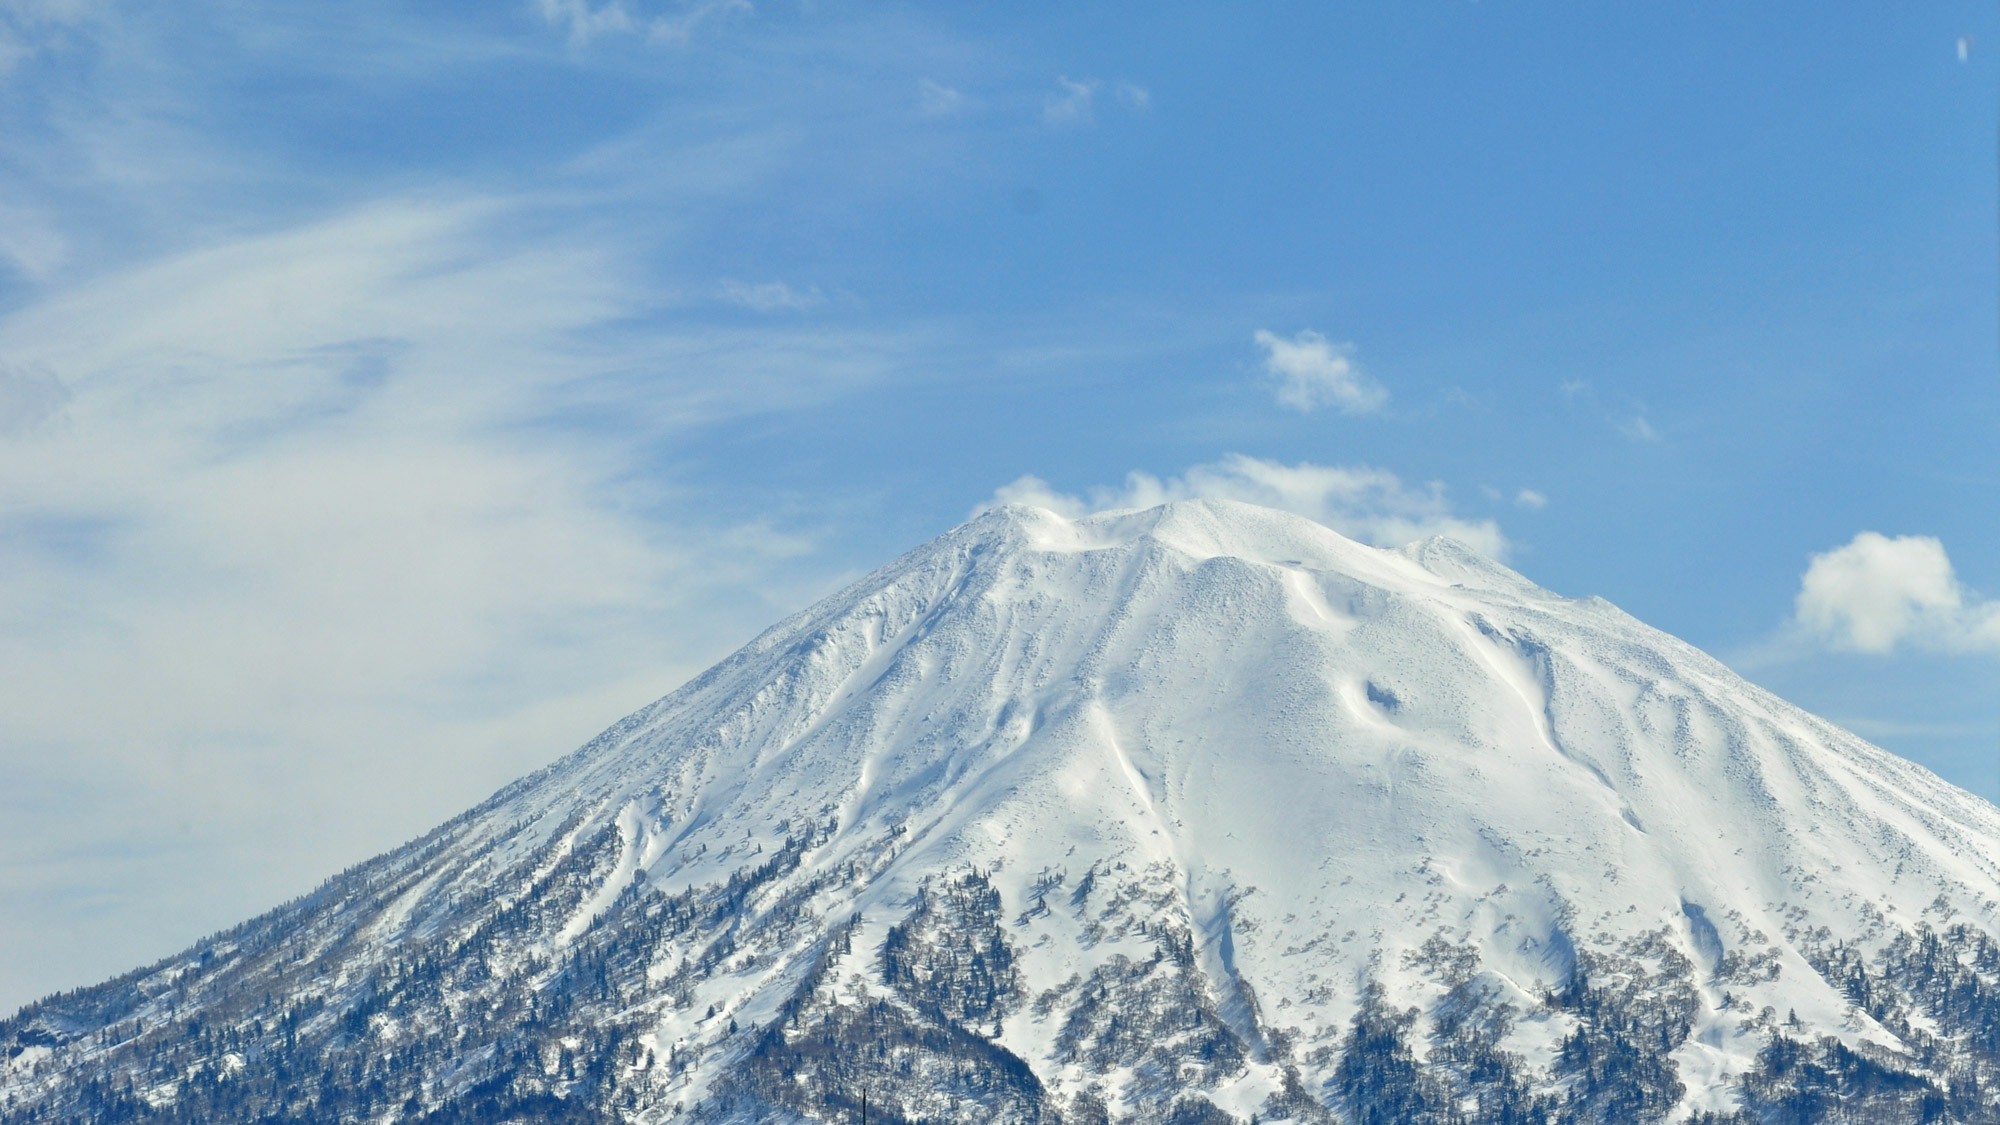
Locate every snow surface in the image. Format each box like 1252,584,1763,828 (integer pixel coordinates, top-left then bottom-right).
13,498,2000,1117
447,498,2000,1107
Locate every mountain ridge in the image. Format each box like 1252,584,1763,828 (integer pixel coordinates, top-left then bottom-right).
8,498,2000,1123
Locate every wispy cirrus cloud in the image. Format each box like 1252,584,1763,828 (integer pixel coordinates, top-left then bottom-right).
647,0,750,45
716,278,827,312
0,0,102,72
0,201,67,279
1042,75,1151,128
535,0,748,47
1559,379,1661,442
0,0,1034,1008
1043,75,1095,126
536,0,635,45
0,187,913,1007
0,362,66,434
0,193,898,745
1618,415,1660,442
917,78,964,116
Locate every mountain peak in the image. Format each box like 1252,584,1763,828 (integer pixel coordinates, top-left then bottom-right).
10,499,2000,1124
980,496,1410,564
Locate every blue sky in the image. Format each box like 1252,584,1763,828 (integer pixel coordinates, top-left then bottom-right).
0,0,1994,1010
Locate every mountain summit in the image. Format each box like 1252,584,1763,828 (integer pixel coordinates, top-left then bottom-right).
9,499,2000,1123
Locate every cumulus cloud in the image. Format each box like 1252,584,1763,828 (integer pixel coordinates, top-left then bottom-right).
1044,76,1096,126
1792,532,2000,654
1514,488,1548,510
1114,82,1150,110
1254,329,1387,414
987,453,1506,559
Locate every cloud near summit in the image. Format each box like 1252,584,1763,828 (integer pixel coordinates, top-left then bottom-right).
1254,329,1387,414
986,454,1506,559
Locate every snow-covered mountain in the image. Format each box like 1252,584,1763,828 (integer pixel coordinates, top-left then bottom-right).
9,499,2000,1124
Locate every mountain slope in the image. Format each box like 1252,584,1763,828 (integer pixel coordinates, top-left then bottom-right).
8,499,2000,1124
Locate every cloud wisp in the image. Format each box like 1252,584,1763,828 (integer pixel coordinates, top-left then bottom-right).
0,194,893,763
536,0,748,47
537,0,636,45
1558,379,1661,442
0,187,917,1007
1254,328,1387,414
0,0,1033,1009
1043,76,1096,126
1114,82,1150,110
986,453,1506,559
917,78,964,116
1619,415,1660,442
1791,532,2000,655
0,362,67,434
1041,75,1152,128
716,278,828,312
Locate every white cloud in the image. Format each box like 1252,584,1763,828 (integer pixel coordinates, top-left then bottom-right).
1563,380,1660,442
0,0,100,78
0,197,839,731
647,0,750,45
1792,532,2000,654
537,0,635,44
534,0,747,47
0,362,67,434
1,0,106,20
0,201,67,278
1040,77,1146,126
987,453,1507,559
918,78,963,116
1620,415,1660,442
716,278,826,312
1515,488,1547,510
0,194,903,1005
1044,76,1096,126
1253,328,1387,414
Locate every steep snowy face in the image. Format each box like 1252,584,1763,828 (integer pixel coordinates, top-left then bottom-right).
560,499,1997,967
9,499,2000,1125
